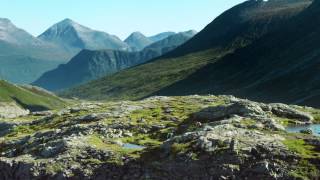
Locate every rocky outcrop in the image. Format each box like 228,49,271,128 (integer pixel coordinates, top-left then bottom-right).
0,95,318,179
194,100,266,120
270,103,314,122
194,99,314,125
0,102,29,118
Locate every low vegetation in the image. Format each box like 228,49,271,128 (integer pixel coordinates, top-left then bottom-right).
0,80,66,111
61,49,228,101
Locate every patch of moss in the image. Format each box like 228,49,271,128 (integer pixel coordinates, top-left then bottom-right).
283,139,319,159
121,134,161,147
6,125,36,138
276,117,298,127
87,134,141,158
310,111,320,123
241,119,256,127
84,158,102,165
46,162,66,174
171,142,192,155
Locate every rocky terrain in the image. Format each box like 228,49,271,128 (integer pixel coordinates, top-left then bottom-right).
0,95,319,179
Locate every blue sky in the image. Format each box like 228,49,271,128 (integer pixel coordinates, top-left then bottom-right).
1,0,245,39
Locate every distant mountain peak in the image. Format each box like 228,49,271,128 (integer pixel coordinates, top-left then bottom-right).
0,18,11,24
0,17,44,46
0,18,16,29
125,31,153,51
49,18,91,34
125,32,148,40
149,32,176,42
131,31,145,35
39,19,129,50
185,30,197,34
61,18,74,23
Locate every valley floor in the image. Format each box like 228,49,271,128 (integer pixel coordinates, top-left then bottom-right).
0,95,320,179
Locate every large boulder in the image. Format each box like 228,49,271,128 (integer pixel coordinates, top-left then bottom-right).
193,99,314,124
194,101,265,121
270,103,314,122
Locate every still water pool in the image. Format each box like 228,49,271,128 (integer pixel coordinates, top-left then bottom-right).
122,143,145,149
286,124,320,136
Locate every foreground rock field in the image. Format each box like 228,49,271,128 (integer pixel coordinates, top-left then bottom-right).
0,95,319,180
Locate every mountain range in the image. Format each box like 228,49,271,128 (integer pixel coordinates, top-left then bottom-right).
124,32,153,51
38,18,130,51
2,1,320,179
61,0,319,107
0,18,74,84
32,30,197,91
0,18,192,84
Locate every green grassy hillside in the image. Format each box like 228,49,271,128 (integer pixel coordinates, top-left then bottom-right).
0,80,66,111
60,49,226,100
153,0,320,107
61,0,311,102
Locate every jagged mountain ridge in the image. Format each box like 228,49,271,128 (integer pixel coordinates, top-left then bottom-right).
38,18,130,51
124,32,153,51
0,18,42,46
0,18,77,84
148,31,176,42
0,17,186,84
33,30,197,91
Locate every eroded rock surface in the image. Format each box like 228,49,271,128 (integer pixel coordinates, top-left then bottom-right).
0,102,29,118
0,95,319,180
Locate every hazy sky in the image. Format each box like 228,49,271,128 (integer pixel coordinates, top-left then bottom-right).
1,0,245,39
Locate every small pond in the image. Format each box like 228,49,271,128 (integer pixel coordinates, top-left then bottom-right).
122,143,145,149
286,124,320,136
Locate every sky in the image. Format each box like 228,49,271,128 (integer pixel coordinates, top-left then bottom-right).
1,0,245,39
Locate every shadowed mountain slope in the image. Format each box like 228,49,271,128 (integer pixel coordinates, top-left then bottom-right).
155,0,320,107
61,0,312,101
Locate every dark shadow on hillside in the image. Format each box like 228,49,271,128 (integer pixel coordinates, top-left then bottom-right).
0,122,15,137
12,97,49,112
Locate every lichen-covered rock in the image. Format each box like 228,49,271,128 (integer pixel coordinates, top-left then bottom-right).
164,124,286,154
270,103,314,122
193,99,313,127
31,111,53,116
194,101,266,120
0,102,29,118
0,95,318,179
